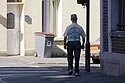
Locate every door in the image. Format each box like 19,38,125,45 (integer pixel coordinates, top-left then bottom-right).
7,5,20,55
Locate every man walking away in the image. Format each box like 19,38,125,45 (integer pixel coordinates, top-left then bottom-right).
63,14,86,76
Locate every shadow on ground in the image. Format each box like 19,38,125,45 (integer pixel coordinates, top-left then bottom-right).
0,65,125,83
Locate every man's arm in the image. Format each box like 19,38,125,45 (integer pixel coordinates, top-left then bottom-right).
64,37,67,49
81,38,85,49
63,26,69,49
80,27,86,49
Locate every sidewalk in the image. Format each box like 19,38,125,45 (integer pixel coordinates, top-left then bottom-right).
0,56,87,67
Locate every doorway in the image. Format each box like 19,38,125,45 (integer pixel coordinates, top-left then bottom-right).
7,5,20,55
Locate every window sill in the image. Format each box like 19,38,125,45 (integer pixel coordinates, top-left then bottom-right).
110,31,125,37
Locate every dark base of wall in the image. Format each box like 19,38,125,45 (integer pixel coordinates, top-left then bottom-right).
0,51,7,56
101,53,125,76
25,50,36,56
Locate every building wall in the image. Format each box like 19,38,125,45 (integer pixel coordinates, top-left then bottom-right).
101,0,125,76
0,0,7,56
62,0,100,42
90,0,100,42
0,0,100,56
24,0,42,55
101,53,125,76
52,0,100,57
62,0,86,38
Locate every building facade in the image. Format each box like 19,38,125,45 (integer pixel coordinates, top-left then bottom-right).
100,0,125,76
0,0,100,56
0,0,42,56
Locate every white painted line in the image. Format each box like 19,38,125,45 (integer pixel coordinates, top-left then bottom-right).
0,70,59,73
28,66,41,67
41,75,75,79
0,75,12,77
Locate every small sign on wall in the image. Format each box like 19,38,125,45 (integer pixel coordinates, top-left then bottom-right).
47,41,51,46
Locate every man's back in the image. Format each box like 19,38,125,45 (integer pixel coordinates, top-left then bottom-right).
64,23,85,41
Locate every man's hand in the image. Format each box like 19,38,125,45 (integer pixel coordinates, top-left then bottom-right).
64,43,67,49
64,45,67,49
81,38,85,50
81,43,84,49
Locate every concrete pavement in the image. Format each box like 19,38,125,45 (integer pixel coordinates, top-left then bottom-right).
0,56,88,67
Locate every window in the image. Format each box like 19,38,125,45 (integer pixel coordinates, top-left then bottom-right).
7,0,21,2
117,0,125,31
7,13,15,29
111,0,125,31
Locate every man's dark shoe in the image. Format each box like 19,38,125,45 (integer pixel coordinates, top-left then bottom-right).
68,70,73,75
75,73,80,76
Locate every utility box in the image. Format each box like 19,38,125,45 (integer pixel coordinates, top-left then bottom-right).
35,32,55,58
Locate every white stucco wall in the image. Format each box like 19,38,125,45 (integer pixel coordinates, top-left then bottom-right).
24,0,42,54
62,0,100,42
0,0,7,56
0,0,100,56
62,0,86,38
90,0,100,42
24,1,34,50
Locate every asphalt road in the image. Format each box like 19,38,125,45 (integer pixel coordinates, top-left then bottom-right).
0,64,124,83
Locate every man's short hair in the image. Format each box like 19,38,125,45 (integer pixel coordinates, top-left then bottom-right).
71,14,77,20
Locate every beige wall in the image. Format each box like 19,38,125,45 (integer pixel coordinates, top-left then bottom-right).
62,0,100,42
52,0,100,56
19,0,99,56
62,0,86,38
24,0,42,55
0,0,100,56
0,0,7,56
90,0,100,42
